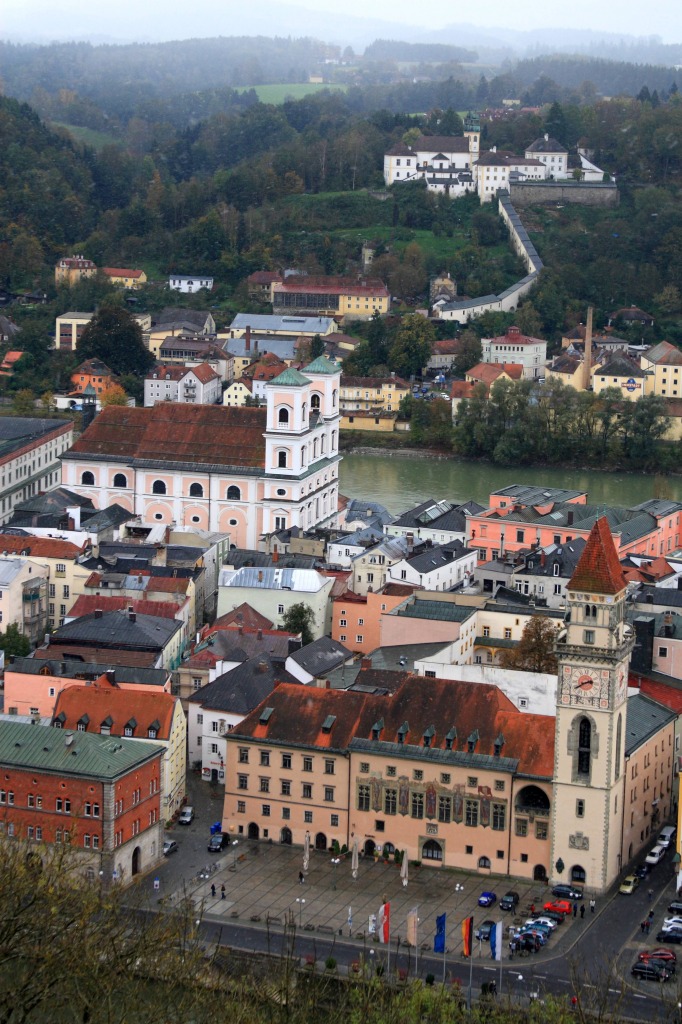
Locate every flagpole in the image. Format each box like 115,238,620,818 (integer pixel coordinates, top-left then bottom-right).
467,948,473,1010
442,925,446,985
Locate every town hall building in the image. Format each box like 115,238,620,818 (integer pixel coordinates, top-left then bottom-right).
61,356,342,549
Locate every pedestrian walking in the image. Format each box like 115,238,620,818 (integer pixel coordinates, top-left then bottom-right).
299,871,305,885
648,888,654,901
221,884,226,900
648,908,655,921
211,883,216,898
640,920,646,934
589,898,595,914
645,919,650,934
573,902,578,917
529,903,535,915
580,904,585,919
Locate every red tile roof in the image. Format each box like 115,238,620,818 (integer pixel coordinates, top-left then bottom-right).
273,276,389,298
0,536,85,559
568,517,626,595
53,679,176,738
466,362,522,385
34,646,158,668
188,361,220,384
68,595,181,620
232,677,554,777
65,404,266,468
487,326,545,347
639,678,682,715
247,271,282,285
102,267,144,279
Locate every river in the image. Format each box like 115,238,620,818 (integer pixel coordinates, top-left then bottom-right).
339,453,682,516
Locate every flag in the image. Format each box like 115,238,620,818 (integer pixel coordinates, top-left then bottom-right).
377,901,390,943
434,912,446,954
490,921,503,961
461,915,474,958
406,908,418,946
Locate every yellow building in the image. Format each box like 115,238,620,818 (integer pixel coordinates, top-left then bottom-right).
0,536,92,629
55,311,151,352
222,379,254,407
102,267,147,289
272,276,390,321
590,354,647,401
55,255,97,287
340,410,397,432
545,353,585,390
641,341,682,398
339,374,410,414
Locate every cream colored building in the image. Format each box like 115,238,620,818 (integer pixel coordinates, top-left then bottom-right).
641,341,682,398
55,255,96,287
0,535,91,629
55,311,151,352
0,557,49,645
339,375,409,415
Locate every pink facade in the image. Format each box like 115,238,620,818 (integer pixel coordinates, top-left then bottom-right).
3,668,171,719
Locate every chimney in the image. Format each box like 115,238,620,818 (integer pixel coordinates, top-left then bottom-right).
245,326,251,352
540,550,546,567
361,657,372,669
106,668,117,686
257,628,263,640
567,510,574,526
94,608,103,619
128,611,136,622
583,306,593,391
67,506,81,531
272,546,279,564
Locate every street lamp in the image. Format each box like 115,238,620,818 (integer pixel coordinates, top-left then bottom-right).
231,840,239,870
331,857,340,889
296,897,306,927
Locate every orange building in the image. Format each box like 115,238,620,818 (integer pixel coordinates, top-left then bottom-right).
331,583,418,654
71,358,118,396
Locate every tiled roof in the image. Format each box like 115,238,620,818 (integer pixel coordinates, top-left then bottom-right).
34,646,159,668
0,720,162,780
75,358,114,376
288,636,352,676
229,314,335,334
526,136,567,153
211,603,273,631
102,267,144,278
273,276,389,298
67,595,182,620
467,362,522,384
594,355,646,378
247,271,282,284
231,677,554,777
568,517,626,595
157,308,212,328
185,361,220,384
63,404,267,469
53,680,177,739
392,598,475,623
639,678,682,715
0,535,84,559
486,326,545,347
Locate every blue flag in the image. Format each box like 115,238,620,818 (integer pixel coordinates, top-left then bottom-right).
434,912,446,954
490,921,503,961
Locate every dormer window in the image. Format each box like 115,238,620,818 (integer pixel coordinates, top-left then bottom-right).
321,715,336,734
445,727,456,751
423,725,435,748
494,733,504,757
467,729,479,754
100,716,113,736
371,718,384,741
397,721,409,744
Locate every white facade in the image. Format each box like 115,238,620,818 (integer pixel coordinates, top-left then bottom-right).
187,699,241,782
481,328,547,379
144,366,222,407
383,130,480,196
168,275,214,293
386,545,477,591
0,419,73,524
216,566,334,639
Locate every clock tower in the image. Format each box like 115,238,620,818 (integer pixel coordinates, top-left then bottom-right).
551,518,633,893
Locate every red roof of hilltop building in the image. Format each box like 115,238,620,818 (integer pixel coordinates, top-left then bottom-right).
273,276,389,299
568,517,626,595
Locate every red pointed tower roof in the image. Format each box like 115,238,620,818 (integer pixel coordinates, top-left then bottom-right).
568,517,625,595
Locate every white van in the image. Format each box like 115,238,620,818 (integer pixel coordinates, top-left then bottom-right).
645,844,666,865
658,825,676,849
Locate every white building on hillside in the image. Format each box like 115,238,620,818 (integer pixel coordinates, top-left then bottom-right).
144,363,222,407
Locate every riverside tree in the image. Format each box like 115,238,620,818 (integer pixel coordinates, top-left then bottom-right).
77,304,154,377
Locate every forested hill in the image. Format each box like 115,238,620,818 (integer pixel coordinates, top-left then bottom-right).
0,36,332,103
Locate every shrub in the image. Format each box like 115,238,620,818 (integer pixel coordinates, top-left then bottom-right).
325,956,336,971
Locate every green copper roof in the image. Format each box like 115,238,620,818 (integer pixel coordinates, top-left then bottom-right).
0,720,163,780
304,356,340,375
271,368,311,387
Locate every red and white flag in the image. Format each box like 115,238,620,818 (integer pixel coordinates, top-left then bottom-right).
377,901,390,943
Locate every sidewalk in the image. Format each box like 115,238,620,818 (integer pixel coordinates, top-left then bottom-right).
172,839,590,961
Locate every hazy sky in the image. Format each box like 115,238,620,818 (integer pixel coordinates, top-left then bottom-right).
2,0,681,45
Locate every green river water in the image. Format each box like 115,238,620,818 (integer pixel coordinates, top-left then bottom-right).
339,453,682,516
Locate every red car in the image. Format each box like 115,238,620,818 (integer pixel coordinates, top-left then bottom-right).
638,948,677,963
543,900,572,915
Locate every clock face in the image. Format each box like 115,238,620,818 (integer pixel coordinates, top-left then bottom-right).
574,674,594,692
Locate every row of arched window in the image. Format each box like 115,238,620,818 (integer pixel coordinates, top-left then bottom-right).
80,472,242,502
275,392,333,427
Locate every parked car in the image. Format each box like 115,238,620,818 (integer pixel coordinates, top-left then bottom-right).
543,900,572,915
500,891,520,911
516,934,540,954
657,930,682,944
526,916,557,931
668,901,682,915
208,832,228,853
163,839,178,856
645,844,666,865
178,806,194,825
478,891,497,907
662,917,682,930
635,864,651,879
657,825,676,848
631,961,673,982
619,875,640,894
638,948,677,964
517,927,547,945
475,920,496,941
539,910,565,925
646,959,676,974
551,884,584,900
